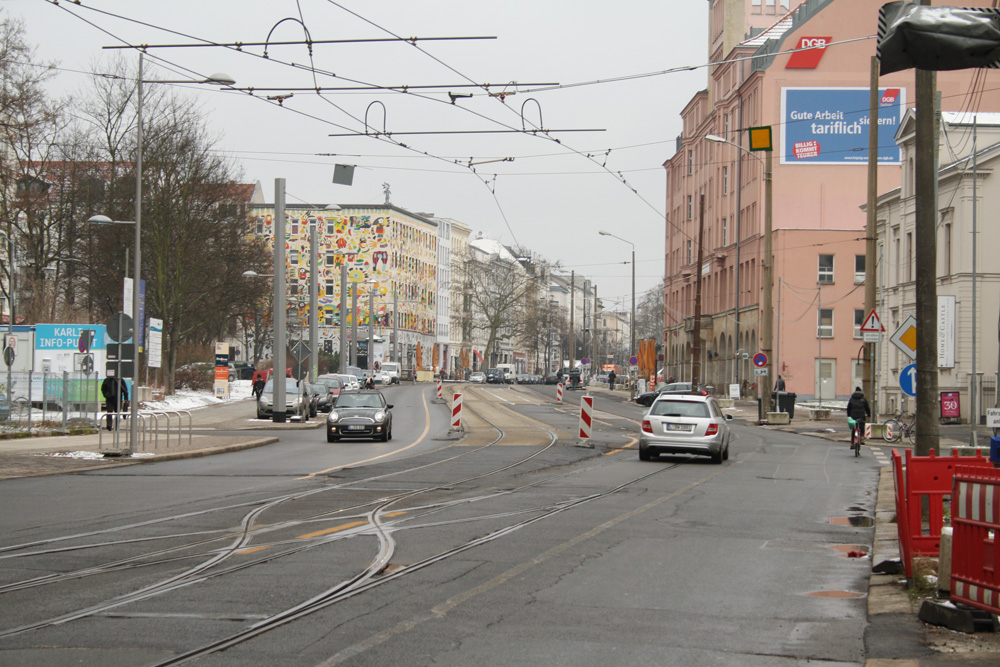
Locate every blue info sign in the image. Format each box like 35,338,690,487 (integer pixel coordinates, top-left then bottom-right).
781,87,905,165
899,363,917,397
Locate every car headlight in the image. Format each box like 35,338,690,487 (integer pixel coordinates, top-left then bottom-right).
328,411,339,423
374,411,385,422
261,395,272,406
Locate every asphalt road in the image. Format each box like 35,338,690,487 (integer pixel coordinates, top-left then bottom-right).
0,383,895,665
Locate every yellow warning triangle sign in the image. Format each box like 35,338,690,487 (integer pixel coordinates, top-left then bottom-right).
860,309,885,332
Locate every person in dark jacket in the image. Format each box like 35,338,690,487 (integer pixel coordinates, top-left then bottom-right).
775,375,786,391
252,375,265,399
608,370,617,391
100,375,129,431
845,386,871,445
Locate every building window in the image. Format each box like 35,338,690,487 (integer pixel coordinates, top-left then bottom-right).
943,222,952,275
688,150,693,175
687,195,693,220
721,218,728,246
687,240,693,264
290,220,299,235
854,255,865,284
290,250,299,265
326,219,336,235
905,232,913,281
255,217,265,235
724,114,729,138
326,251,337,266
854,309,864,338
325,279,335,296
722,166,729,194
289,280,299,297
818,308,833,338
818,254,834,284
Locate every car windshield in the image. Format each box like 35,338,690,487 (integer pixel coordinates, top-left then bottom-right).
335,393,385,409
649,400,710,418
263,377,300,393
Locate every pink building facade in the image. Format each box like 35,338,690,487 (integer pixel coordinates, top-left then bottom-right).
664,0,1000,400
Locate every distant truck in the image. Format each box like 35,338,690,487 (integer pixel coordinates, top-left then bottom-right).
496,363,516,384
380,361,401,385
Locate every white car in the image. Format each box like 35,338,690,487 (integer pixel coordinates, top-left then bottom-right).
469,371,486,383
336,373,360,391
639,394,733,464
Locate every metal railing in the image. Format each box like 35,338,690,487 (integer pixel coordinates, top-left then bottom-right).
98,409,192,453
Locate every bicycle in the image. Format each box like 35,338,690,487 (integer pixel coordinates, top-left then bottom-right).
849,417,862,457
881,409,916,444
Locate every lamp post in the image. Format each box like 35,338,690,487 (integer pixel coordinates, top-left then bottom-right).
598,230,635,395
1,231,14,415
706,130,773,418
96,53,234,443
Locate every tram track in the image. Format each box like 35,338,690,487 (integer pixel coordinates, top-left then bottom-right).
0,383,701,663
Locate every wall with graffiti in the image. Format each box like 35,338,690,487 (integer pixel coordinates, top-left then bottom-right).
249,204,437,338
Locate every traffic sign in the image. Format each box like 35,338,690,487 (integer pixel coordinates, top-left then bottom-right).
860,309,885,333
292,340,311,362
81,354,94,376
890,315,917,361
628,356,638,366
3,346,13,367
753,352,768,368
899,363,917,397
754,367,768,376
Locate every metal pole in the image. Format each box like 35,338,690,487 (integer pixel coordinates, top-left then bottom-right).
368,285,375,374
339,262,347,372
273,178,287,423
817,282,823,408
350,283,358,368
6,233,12,415
865,56,880,419
760,149,774,417
569,271,575,374
393,289,399,363
309,220,318,381
971,117,978,443
130,52,144,450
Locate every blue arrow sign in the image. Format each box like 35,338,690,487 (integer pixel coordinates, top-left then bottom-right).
900,363,917,397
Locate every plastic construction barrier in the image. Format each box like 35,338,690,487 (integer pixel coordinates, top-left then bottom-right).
436,378,443,400
951,465,1000,615
891,448,993,578
556,383,564,403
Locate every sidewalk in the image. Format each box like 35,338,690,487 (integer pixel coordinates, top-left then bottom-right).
0,398,320,480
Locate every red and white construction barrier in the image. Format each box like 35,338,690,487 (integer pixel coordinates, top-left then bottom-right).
556,383,564,403
436,378,443,400
579,395,593,441
451,392,463,431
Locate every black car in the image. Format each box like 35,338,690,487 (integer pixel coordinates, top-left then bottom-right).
326,390,393,442
485,368,503,384
635,382,710,408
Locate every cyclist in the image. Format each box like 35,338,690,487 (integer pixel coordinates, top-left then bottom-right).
846,386,871,447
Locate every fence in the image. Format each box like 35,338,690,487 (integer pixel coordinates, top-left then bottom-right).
890,448,994,578
951,465,1000,615
1,371,103,432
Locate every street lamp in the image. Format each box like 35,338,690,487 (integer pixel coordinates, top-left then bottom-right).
111,54,234,445
598,230,635,394
706,130,773,418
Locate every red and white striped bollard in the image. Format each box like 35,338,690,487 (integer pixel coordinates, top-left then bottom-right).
556,382,564,403
436,378,443,401
451,392,463,431
578,395,593,444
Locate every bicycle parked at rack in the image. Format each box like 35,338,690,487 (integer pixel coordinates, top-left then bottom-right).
881,409,916,444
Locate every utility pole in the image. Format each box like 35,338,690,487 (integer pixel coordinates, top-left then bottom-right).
692,193,705,390
569,271,575,374
864,56,879,418
273,178,287,423
914,60,939,456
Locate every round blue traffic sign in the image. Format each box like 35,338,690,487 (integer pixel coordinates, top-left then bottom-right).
900,363,917,397
628,356,638,366
753,353,768,368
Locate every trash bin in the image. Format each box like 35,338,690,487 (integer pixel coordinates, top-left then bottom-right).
772,391,796,420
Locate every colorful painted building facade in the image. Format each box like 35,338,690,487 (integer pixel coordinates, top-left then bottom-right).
250,203,439,370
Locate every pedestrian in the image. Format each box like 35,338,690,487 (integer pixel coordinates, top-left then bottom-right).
608,369,617,391
252,373,265,399
100,375,129,431
846,386,871,446
775,375,786,391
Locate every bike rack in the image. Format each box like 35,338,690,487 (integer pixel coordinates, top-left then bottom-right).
97,409,193,453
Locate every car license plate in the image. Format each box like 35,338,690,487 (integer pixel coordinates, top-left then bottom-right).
347,425,365,431
666,423,693,432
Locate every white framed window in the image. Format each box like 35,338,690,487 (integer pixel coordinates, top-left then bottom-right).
818,254,834,284
722,218,728,246
325,279,335,296
326,220,336,235
290,250,299,265
289,280,299,297
854,255,865,284
854,309,864,338
687,195,693,220
290,220,299,235
688,150,693,175
326,251,337,266
686,240,693,264
722,166,729,194
818,308,833,338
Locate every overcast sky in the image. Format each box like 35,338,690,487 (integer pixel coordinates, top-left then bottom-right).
6,0,709,310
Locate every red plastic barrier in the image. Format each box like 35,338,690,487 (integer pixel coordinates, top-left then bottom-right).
951,465,1000,615
890,448,993,578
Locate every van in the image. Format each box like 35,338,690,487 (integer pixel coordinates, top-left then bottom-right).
496,363,516,384
380,361,401,385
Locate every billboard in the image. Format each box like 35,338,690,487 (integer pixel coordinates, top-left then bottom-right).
780,87,905,165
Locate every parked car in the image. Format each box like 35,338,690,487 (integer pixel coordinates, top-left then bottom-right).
335,373,360,391
485,368,503,384
469,371,486,383
634,382,710,407
232,361,256,380
303,382,323,418
314,375,344,412
326,390,393,442
256,376,308,420
638,393,733,464
543,374,560,385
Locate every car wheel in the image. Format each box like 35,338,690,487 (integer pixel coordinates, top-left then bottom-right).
711,448,724,464
639,448,651,461
723,444,730,461
257,409,266,420
379,428,389,442
387,426,392,441
327,432,339,443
